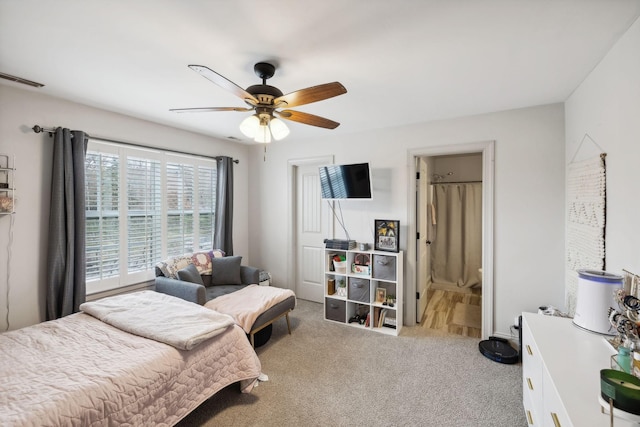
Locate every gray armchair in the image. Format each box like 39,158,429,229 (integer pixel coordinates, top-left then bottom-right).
154,251,293,348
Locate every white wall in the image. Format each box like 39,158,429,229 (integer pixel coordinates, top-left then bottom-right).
565,16,640,278
0,84,251,330
248,103,566,336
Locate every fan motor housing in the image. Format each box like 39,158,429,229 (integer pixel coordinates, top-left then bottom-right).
246,84,283,99
246,84,283,106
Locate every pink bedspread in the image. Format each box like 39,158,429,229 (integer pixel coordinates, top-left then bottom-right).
0,312,261,426
205,284,296,333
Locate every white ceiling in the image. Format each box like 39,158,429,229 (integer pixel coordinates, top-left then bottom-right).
2,1,640,144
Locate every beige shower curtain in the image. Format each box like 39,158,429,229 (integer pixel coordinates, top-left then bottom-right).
430,183,482,289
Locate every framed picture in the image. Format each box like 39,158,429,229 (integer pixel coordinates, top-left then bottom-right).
374,219,399,252
375,287,387,304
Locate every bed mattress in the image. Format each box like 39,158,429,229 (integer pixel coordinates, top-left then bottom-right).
0,310,261,426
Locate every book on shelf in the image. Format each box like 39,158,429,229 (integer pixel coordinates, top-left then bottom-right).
324,239,356,250
373,307,381,327
378,309,387,328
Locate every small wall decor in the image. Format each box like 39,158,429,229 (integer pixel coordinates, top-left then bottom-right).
374,219,399,252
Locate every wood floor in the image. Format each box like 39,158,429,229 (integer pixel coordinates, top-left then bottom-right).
420,287,482,338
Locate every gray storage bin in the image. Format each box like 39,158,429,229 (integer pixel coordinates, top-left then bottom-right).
372,255,396,281
325,298,346,322
348,277,370,302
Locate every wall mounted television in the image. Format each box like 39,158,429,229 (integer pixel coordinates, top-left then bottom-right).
319,162,372,200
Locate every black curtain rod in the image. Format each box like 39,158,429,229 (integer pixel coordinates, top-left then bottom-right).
32,125,239,164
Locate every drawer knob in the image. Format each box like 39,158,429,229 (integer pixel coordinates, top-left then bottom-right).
551,412,561,427
526,377,534,391
526,345,533,356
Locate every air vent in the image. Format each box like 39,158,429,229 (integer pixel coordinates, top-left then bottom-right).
0,72,45,88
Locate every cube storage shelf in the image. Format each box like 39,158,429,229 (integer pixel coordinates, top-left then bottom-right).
324,248,403,336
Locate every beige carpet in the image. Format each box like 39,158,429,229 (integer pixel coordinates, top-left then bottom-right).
452,302,482,329
177,299,526,427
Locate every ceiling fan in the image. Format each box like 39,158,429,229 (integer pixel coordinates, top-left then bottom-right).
170,62,347,143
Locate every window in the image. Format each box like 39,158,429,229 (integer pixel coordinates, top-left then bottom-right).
85,140,217,294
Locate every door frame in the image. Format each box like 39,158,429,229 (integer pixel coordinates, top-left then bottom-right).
287,155,334,299
406,141,494,338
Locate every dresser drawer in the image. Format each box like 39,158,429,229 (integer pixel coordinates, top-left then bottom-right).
522,390,537,426
542,368,570,427
522,316,543,425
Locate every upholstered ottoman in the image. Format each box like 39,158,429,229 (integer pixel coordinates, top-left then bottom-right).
205,285,296,347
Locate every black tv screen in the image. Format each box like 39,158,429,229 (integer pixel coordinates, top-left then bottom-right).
319,163,372,200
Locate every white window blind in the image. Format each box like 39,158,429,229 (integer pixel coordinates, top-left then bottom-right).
198,166,216,250
166,162,195,256
85,151,120,283
85,140,217,294
126,156,162,275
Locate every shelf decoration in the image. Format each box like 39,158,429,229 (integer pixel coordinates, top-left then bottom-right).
0,154,15,215
0,196,13,213
374,219,399,252
608,289,640,346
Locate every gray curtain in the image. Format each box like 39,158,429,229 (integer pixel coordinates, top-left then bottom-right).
46,128,88,320
214,156,234,255
430,183,482,289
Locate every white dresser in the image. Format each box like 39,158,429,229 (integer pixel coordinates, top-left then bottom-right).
522,312,638,427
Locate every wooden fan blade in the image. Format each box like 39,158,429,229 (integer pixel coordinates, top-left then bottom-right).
188,65,258,105
170,107,253,113
274,82,346,108
276,110,340,129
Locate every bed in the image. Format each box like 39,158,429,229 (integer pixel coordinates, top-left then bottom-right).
0,291,262,426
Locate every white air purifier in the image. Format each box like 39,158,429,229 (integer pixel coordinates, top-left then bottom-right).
573,269,623,335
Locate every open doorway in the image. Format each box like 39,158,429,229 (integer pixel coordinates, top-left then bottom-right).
406,141,494,339
419,153,483,337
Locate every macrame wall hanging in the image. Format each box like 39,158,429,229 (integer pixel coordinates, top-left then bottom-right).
565,134,607,315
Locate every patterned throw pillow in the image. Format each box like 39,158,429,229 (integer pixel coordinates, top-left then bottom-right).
156,250,226,278
156,254,193,278
155,260,173,278
209,249,225,259
191,251,212,274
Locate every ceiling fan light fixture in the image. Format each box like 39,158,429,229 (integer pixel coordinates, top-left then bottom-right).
255,122,272,143
239,114,259,138
269,117,290,140
175,64,346,143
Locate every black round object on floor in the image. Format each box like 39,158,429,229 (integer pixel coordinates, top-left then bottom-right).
479,336,519,364
251,324,273,348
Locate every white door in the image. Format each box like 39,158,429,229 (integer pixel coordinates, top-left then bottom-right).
416,157,430,322
295,163,330,302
